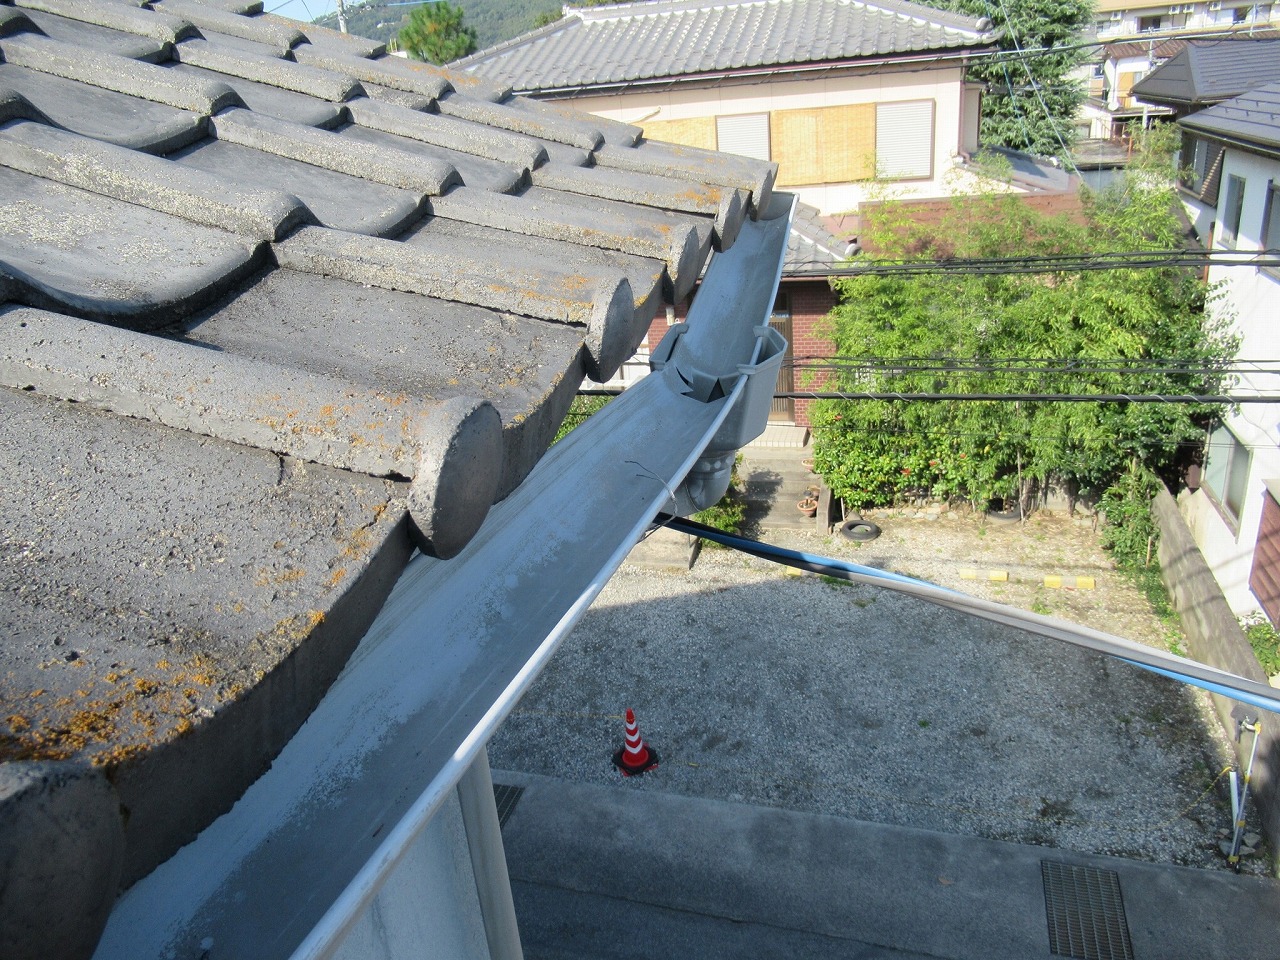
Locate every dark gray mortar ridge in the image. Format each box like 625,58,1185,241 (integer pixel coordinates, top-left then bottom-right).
210,107,459,195
273,224,637,380
438,90,604,151
0,305,504,556
153,0,305,53
595,138,778,216
430,183,711,302
291,44,455,101
531,160,747,251
0,167,265,326
512,94,642,146
0,65,209,153
171,137,422,235
347,97,548,172
13,0,198,44
0,32,241,114
173,37,363,102
0,120,310,242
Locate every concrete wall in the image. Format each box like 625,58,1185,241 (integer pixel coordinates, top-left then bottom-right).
1180,145,1280,616
1153,487,1280,870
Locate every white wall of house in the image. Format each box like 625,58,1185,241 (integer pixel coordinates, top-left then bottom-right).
1179,146,1280,616
563,64,980,215
1094,0,1280,39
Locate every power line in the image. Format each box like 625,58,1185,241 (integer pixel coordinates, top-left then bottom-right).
772,391,1280,403
788,249,1280,277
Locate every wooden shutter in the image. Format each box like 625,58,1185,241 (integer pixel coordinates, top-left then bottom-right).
642,116,718,151
772,104,876,186
1250,488,1280,624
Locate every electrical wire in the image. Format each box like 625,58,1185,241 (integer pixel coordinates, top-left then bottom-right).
657,514,1280,716
787,249,1280,276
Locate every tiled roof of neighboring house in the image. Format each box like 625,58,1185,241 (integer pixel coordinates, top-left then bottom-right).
1180,80,1280,153
0,0,776,904
784,201,852,275
1104,30,1280,62
1132,37,1280,108
454,0,998,95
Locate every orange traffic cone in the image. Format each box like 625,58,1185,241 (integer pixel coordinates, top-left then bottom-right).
612,708,659,776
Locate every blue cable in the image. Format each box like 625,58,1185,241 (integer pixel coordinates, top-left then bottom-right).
658,514,1280,716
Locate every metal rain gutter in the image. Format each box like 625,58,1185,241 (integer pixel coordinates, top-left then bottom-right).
91,194,798,960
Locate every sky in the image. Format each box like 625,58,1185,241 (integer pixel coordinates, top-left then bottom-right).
263,0,334,23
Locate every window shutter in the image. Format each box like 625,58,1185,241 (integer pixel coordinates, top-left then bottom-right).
875,101,934,180
716,113,770,161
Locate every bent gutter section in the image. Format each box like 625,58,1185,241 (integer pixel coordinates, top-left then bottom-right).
91,198,796,960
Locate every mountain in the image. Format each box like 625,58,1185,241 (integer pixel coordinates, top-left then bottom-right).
312,1,565,52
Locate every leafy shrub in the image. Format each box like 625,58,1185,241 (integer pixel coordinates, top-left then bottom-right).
692,455,747,537
1241,613,1280,676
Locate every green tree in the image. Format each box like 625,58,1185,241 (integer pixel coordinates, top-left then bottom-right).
927,0,1093,157
398,1,477,64
810,129,1235,514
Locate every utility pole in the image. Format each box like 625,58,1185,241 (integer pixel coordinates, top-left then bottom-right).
335,0,347,33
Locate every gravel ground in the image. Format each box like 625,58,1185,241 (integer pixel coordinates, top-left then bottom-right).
490,509,1267,873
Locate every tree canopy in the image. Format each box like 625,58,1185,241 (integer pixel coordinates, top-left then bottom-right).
398,1,477,63
926,0,1093,157
809,132,1235,515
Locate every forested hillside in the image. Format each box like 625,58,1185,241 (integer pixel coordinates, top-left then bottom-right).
313,0,563,52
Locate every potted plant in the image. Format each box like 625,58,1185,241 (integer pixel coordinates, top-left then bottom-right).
797,496,818,517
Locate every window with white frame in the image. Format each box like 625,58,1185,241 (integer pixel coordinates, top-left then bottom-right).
715,113,770,161
1221,174,1246,248
1263,180,1280,280
1203,423,1252,525
875,100,934,180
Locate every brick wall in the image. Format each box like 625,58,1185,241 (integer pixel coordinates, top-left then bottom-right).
782,279,838,428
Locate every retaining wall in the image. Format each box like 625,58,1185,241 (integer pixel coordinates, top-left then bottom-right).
1153,487,1279,871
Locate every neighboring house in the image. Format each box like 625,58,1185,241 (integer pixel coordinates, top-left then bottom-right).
1133,38,1280,245
1076,0,1280,146
1093,0,1280,40
456,0,1000,217
1131,59,1280,619
457,0,1003,439
0,2,783,959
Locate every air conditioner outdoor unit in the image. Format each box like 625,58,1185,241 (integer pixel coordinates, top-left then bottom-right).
1208,1,1222,10
1111,10,1124,20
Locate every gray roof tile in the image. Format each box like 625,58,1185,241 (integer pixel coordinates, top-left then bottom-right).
1180,80,1280,152
153,0,304,52
209,107,460,193
171,137,421,234
0,166,264,325
0,120,306,241
172,37,362,102
1133,38,1280,108
0,0,777,900
457,0,996,94
0,62,209,151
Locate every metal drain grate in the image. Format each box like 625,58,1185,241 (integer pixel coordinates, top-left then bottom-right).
493,783,525,829
1042,860,1134,960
